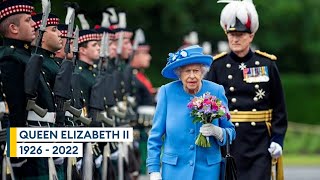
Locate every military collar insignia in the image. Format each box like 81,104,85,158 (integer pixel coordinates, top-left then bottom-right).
24,44,29,50
77,60,95,71
3,38,31,52
31,47,55,59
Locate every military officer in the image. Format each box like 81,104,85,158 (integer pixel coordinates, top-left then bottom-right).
0,0,35,178
206,1,288,180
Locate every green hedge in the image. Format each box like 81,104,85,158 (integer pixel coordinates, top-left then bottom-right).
282,74,320,124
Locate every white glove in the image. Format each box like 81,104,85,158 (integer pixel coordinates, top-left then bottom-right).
76,159,82,171
95,155,103,168
199,124,223,141
54,157,64,165
150,172,162,180
268,142,282,158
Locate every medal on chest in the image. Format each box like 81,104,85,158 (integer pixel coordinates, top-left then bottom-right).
243,65,269,83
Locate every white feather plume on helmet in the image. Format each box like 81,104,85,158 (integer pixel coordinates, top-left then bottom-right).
220,0,259,33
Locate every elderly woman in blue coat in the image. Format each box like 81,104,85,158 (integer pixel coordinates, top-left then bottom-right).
147,45,236,180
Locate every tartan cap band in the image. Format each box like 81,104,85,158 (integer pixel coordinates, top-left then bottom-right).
34,17,60,29
79,30,100,44
0,2,34,22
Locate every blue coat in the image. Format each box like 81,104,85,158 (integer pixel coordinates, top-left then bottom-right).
147,80,236,180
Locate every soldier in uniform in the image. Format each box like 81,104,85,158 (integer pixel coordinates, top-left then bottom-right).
206,1,287,180
129,34,156,176
72,29,100,122
0,0,35,178
130,41,155,106
30,12,65,179
31,13,62,91
55,24,73,65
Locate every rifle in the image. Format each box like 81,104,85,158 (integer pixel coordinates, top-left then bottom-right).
24,0,51,118
53,9,83,125
101,143,110,180
72,26,79,67
128,28,145,63
2,144,15,180
98,32,107,74
82,142,93,180
115,30,124,67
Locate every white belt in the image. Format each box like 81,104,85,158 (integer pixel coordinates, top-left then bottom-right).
27,111,56,123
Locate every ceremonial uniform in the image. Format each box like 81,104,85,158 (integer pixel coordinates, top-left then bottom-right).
0,38,31,178
32,47,60,89
73,60,97,113
0,38,31,127
133,69,155,106
206,1,288,179
207,50,287,180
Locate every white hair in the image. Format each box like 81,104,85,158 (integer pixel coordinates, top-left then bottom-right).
220,0,259,33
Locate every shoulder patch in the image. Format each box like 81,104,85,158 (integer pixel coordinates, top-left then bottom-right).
213,52,227,61
255,50,277,60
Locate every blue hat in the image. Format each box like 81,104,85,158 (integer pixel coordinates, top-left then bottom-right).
161,45,213,79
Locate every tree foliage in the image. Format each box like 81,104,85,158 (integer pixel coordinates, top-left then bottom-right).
33,0,320,86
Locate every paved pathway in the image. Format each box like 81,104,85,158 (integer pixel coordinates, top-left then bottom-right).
138,166,320,180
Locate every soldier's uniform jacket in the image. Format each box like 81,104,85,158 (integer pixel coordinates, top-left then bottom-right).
106,58,127,102
206,50,288,180
0,38,53,178
130,68,154,106
32,47,60,89
0,38,31,127
72,60,97,117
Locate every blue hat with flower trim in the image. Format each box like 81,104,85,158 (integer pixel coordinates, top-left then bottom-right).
161,45,213,79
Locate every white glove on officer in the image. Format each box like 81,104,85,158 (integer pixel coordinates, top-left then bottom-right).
268,142,282,158
199,123,223,142
95,155,103,168
150,172,162,180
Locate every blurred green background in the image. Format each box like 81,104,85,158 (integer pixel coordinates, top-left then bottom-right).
30,0,320,160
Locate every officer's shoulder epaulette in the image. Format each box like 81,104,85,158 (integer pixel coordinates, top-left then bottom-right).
213,52,228,61
255,50,277,61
